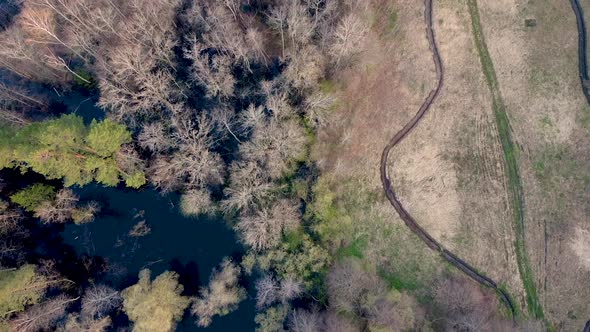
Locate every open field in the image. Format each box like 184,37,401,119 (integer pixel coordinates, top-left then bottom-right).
466,0,542,319
313,0,521,315
388,0,525,310
314,0,589,328
476,0,590,329
391,0,525,301
311,0,444,291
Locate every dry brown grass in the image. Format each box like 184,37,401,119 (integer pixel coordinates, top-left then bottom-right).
313,0,522,312
313,0,431,187
311,0,446,297
391,0,527,307
477,0,590,328
314,0,590,327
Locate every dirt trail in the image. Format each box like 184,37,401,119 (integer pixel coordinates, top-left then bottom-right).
379,0,516,319
570,0,590,105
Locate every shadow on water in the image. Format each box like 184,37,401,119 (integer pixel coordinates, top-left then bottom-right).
61,184,256,331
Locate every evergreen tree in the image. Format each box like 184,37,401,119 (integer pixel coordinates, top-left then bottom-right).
86,119,131,157
9,184,55,212
0,265,46,317
0,114,144,188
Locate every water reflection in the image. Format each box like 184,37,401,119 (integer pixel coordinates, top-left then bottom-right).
61,184,255,331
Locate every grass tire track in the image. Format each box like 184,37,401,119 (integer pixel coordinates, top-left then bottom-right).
466,0,544,320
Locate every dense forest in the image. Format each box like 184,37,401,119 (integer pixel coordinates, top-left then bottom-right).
0,0,543,331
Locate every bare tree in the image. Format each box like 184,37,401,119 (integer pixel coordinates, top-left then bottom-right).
222,160,275,213
150,115,224,192
239,115,306,180
326,258,416,330
27,0,118,59
304,91,338,128
192,258,246,327
0,25,66,82
236,210,279,251
71,201,100,224
97,52,177,120
255,273,302,310
285,2,315,50
328,12,368,68
179,189,214,217
264,92,295,119
29,0,179,64
289,308,322,332
327,259,376,316
0,103,30,126
366,294,416,331
283,45,326,90
255,274,278,308
59,314,111,332
173,115,225,185
210,105,241,142
304,0,338,27
235,199,300,250
246,27,269,65
34,188,78,224
268,5,288,59
192,1,253,68
32,0,182,119
322,311,360,332
19,2,76,54
0,207,23,236
434,276,511,332
268,1,316,57
81,285,121,319
10,295,77,332
148,156,184,193
184,40,236,99
33,188,99,224
239,97,306,180
278,276,302,303
240,103,266,130
0,224,27,263
0,81,47,110
138,122,172,153
16,1,102,83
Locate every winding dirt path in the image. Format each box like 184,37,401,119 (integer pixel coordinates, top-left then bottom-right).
570,0,590,105
379,0,516,319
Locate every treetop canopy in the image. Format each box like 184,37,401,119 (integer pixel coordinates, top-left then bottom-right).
0,114,143,188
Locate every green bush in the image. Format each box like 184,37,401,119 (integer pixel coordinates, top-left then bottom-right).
10,184,55,212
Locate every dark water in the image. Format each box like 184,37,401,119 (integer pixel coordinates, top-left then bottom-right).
5,82,258,331
61,185,256,331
